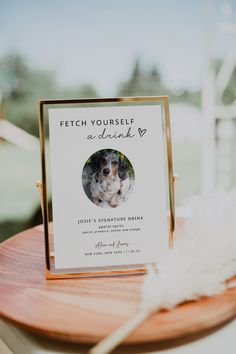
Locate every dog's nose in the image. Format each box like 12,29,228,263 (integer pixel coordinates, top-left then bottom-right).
103,168,110,176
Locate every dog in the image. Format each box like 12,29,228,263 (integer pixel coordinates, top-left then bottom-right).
85,150,133,208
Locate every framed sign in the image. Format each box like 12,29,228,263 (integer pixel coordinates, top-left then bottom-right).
38,96,175,279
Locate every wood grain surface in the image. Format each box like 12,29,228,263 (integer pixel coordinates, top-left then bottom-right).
0,220,236,345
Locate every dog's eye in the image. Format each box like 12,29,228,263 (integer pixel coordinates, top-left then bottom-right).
100,158,106,165
112,161,118,165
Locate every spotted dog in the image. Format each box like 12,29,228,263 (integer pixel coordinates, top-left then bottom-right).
86,150,133,208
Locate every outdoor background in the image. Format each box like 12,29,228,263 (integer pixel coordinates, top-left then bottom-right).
0,0,236,241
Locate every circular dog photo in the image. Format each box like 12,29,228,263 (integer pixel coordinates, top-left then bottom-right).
82,149,135,208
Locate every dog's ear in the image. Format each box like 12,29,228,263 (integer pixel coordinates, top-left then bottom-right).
118,157,128,180
90,151,102,172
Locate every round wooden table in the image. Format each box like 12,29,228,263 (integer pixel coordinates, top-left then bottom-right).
1,222,236,347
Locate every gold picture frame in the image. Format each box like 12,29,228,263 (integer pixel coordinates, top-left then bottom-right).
38,96,176,279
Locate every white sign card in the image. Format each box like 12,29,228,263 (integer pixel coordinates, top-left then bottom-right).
39,98,174,277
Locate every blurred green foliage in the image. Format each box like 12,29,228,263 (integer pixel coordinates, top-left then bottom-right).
1,54,235,140
0,53,98,136
117,58,201,106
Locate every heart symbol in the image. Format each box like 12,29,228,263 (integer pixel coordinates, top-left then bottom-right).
138,128,147,138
